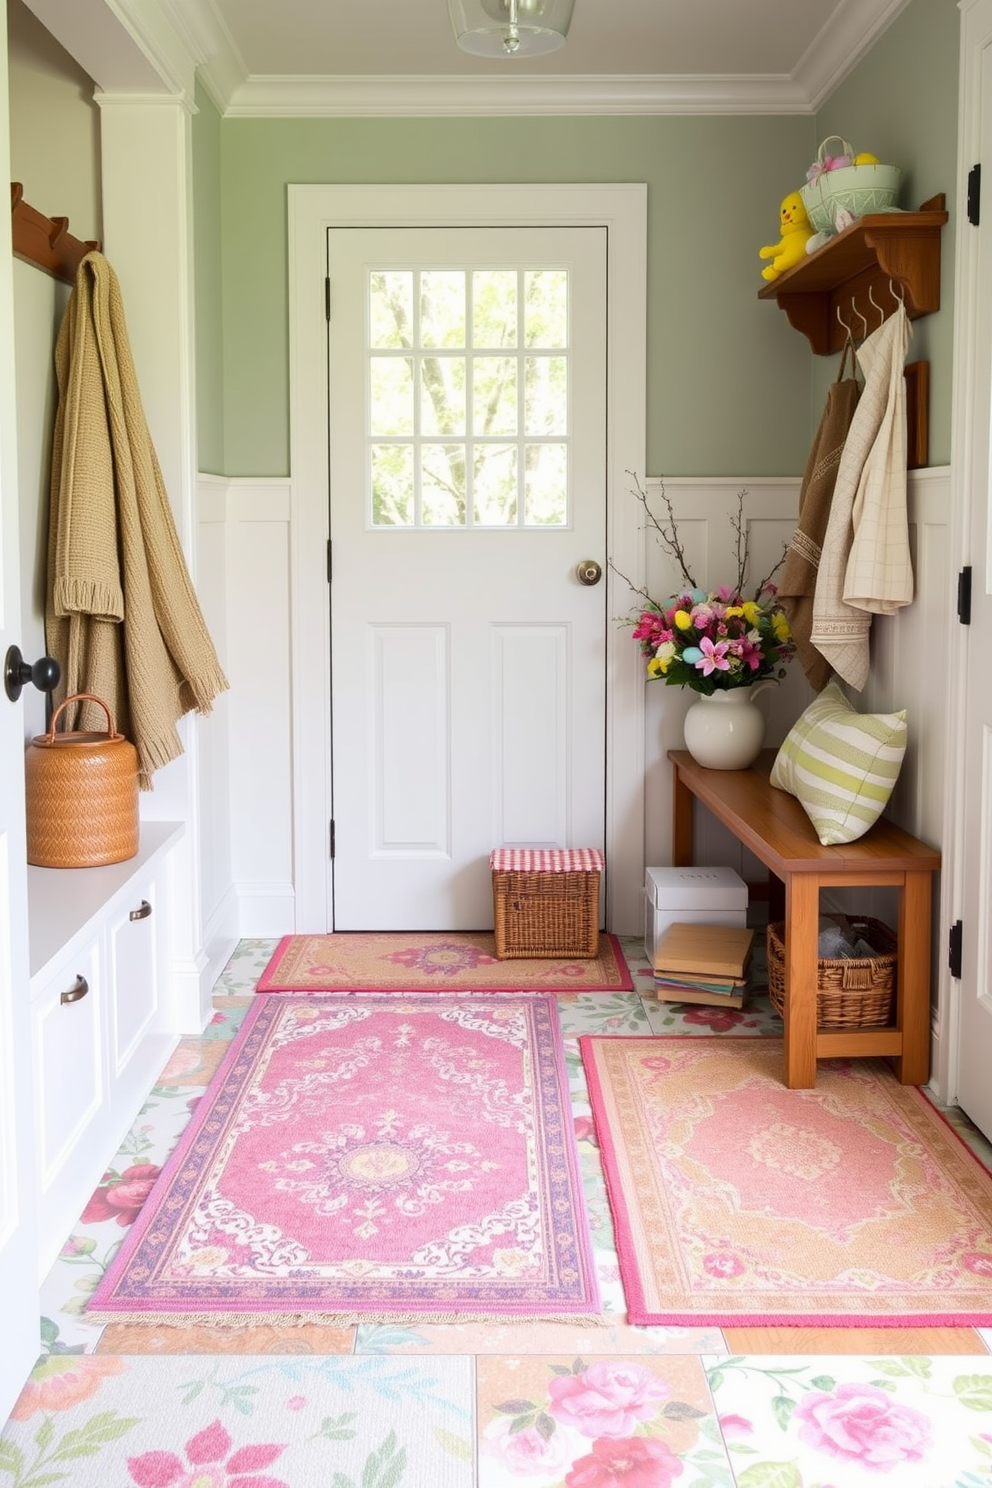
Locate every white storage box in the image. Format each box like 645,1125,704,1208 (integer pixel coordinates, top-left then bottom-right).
644,866,748,966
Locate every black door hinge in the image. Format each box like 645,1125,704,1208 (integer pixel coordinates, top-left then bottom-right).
968,163,981,226
325,276,331,320
958,565,972,625
949,919,963,979
329,820,336,859
327,539,333,583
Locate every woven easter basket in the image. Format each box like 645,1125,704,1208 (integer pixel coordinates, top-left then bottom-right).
800,136,902,234
766,916,897,1030
490,850,602,960
25,692,139,868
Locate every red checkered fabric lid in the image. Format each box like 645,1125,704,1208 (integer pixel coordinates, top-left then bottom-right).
489,848,605,872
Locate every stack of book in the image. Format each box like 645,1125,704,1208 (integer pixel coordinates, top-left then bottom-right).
653,922,755,1008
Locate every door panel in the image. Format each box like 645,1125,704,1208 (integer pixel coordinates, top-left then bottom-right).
327,226,607,929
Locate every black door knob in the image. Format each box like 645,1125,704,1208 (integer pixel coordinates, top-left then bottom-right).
3,646,61,703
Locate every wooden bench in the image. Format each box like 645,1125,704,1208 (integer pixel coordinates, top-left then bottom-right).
668,749,941,1090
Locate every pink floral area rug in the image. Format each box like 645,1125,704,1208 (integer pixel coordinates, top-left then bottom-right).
255,931,631,994
581,1036,992,1328
88,994,599,1326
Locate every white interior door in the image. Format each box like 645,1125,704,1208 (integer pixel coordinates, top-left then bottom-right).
956,18,992,1139
328,227,607,929
0,214,40,1418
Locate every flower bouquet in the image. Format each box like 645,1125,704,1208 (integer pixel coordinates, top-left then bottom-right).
620,475,796,696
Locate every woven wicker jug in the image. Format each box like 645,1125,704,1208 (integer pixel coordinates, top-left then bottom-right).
25,692,139,867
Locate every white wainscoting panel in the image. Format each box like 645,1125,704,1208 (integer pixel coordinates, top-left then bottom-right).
196,476,237,974
640,479,813,878
215,479,295,937
491,624,568,846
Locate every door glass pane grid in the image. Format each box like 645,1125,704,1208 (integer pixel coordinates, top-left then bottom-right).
368,266,569,528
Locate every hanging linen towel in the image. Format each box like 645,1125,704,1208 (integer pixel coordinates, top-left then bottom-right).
810,306,912,691
46,251,228,787
777,340,860,693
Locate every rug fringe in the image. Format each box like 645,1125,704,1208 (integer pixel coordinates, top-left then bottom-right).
85,1310,605,1329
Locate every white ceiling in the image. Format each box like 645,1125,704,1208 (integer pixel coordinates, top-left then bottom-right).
160,0,913,115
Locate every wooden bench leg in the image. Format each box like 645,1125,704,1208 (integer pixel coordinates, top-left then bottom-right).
671,767,693,867
783,874,820,1089
893,869,933,1085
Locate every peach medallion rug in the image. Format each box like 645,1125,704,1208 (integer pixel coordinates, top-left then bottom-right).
88,994,599,1326
581,1036,992,1328
255,931,631,993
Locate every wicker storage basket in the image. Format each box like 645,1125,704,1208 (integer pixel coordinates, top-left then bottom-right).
490,848,602,960
767,916,897,1030
800,136,902,233
25,692,139,868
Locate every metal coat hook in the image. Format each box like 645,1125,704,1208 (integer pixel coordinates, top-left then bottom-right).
867,283,885,326
889,277,905,307
852,298,869,340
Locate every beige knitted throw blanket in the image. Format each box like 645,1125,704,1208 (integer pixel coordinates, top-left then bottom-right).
46,251,228,787
777,344,860,693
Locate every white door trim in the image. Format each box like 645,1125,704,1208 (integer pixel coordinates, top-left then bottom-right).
938,0,992,1106
288,183,648,934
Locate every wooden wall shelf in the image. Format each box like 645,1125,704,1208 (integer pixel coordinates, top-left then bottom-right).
758,193,948,356
10,182,100,286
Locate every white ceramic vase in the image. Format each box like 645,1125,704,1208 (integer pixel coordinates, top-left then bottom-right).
682,684,771,770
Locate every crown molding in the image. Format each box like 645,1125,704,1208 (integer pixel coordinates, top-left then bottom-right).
221,73,813,118
794,0,915,112
165,0,912,118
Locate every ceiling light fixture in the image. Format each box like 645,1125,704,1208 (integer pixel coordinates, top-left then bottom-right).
447,0,576,57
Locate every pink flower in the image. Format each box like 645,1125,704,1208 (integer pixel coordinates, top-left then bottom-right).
548,1362,670,1439
482,1415,579,1483
718,1414,754,1441
574,1116,599,1147
81,1164,162,1226
793,1383,932,1471
11,1355,125,1420
128,1419,288,1488
682,1007,747,1033
285,1396,307,1412
702,1251,745,1278
694,637,730,676
566,1435,684,1487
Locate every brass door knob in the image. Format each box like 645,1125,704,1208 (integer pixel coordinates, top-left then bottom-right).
576,560,602,586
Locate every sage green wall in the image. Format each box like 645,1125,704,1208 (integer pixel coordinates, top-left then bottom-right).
192,81,225,475
813,0,959,463
216,115,815,479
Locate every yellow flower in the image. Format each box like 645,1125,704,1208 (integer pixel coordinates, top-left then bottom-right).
724,605,744,618
647,656,666,677
674,610,693,630
742,601,762,625
772,612,792,641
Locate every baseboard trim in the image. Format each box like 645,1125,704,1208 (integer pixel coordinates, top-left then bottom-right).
236,882,296,937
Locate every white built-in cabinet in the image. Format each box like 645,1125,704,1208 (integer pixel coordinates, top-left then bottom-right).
27,822,183,1279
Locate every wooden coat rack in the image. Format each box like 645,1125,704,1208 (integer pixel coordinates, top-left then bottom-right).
10,182,101,285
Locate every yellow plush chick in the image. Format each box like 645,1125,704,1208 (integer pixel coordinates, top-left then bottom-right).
759,192,814,282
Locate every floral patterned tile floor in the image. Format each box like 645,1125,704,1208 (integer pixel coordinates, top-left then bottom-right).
4,934,992,1488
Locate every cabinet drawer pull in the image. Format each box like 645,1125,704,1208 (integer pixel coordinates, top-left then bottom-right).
60,975,89,1005
129,899,152,922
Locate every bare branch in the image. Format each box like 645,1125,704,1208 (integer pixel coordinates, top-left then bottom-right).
627,471,696,590
753,540,790,598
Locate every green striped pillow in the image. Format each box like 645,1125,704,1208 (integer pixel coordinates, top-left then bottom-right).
770,679,907,845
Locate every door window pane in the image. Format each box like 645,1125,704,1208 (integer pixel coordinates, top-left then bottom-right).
474,446,519,526
525,355,567,436
525,270,567,348
371,445,414,526
472,270,517,348
420,357,466,437
525,445,567,526
421,271,465,348
422,445,467,525
370,356,414,435
473,357,517,436
370,271,413,349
